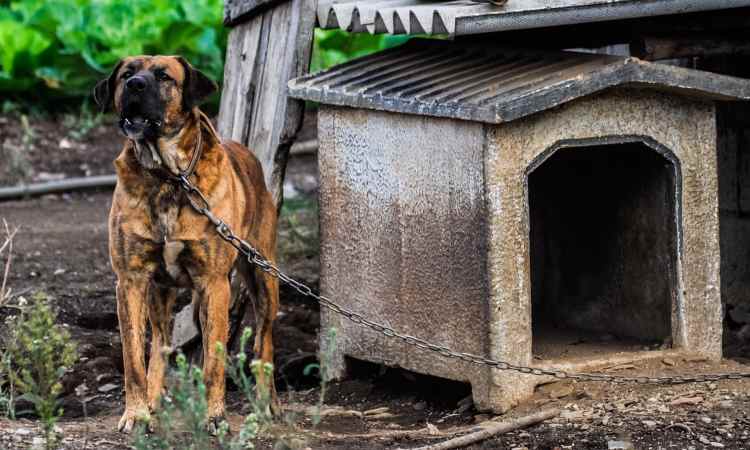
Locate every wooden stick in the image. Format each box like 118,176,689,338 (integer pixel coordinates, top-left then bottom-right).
400,409,560,450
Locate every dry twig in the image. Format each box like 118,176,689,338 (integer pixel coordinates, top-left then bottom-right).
399,408,560,450
0,219,19,305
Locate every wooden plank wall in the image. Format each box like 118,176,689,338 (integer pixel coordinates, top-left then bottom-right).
218,0,317,207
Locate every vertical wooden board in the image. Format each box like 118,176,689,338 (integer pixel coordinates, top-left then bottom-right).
218,0,316,206
220,19,265,142
176,0,315,353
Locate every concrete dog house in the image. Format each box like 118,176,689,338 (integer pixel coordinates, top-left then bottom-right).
289,40,750,413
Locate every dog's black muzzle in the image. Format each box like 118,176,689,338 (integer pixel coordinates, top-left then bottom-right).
119,74,164,140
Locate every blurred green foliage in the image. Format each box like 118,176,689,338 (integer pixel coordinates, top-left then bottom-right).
0,0,226,104
0,0,407,109
311,29,409,73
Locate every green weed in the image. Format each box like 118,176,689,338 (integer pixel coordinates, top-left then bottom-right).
62,101,105,140
133,352,215,450
5,292,78,450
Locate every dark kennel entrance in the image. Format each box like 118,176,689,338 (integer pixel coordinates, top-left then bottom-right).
528,141,679,360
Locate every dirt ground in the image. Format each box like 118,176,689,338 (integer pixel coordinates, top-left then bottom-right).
1,113,750,449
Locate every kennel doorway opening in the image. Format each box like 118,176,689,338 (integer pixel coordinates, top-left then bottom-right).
528,140,680,361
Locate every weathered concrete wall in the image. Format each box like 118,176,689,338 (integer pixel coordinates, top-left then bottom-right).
317,107,493,404
485,88,721,412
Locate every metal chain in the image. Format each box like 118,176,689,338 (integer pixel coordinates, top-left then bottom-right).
176,174,750,385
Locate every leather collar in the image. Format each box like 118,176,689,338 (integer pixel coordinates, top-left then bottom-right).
132,116,205,184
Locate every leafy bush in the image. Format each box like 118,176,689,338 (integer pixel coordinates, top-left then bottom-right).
0,0,226,103
5,292,78,450
0,0,408,109
311,29,409,74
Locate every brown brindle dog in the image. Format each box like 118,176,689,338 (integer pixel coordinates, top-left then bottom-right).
94,56,279,433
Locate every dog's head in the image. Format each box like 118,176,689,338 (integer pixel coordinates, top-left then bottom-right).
93,56,217,140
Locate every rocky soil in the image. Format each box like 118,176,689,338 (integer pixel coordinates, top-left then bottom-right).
0,112,749,449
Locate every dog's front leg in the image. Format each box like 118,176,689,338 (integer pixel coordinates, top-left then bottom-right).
116,276,151,433
195,274,231,431
147,286,176,411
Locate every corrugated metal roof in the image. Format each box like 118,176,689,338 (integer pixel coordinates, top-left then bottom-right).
288,39,750,124
317,0,750,36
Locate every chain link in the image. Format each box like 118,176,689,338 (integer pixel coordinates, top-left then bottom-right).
176,175,750,385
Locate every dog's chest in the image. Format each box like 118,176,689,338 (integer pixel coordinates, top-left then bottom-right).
148,188,189,285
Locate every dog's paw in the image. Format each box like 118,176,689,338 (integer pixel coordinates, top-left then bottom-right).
208,415,228,436
117,408,150,434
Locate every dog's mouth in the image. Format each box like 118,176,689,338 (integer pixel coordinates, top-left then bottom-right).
120,115,162,140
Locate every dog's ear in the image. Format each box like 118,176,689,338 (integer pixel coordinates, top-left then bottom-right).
93,60,125,113
176,56,218,110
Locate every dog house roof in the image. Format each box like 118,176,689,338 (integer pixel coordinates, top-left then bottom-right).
288,40,750,124
317,0,750,36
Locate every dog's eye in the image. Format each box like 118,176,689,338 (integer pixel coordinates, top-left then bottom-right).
121,71,133,80
156,71,171,82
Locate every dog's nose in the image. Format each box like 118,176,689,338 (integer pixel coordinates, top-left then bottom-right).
126,76,147,92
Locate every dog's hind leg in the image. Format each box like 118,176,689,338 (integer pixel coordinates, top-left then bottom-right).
147,286,176,412
251,255,280,416
195,274,231,431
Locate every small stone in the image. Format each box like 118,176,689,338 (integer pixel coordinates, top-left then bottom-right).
701,417,712,424
671,396,703,406
560,410,581,420
172,303,200,348
662,357,676,366
474,414,490,423
53,268,66,275
426,423,440,436
539,382,574,399
608,440,634,450
685,356,708,363
413,401,427,411
642,420,658,429
14,429,32,436
718,400,733,409
59,138,74,149
97,383,120,393
75,383,89,397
